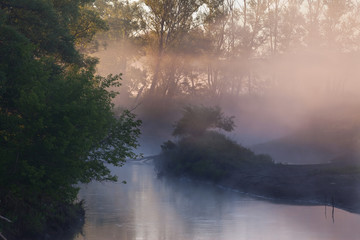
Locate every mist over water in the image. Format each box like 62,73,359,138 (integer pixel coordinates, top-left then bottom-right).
75,162,360,240
98,44,360,162
74,1,360,239
93,24,360,164
4,0,360,238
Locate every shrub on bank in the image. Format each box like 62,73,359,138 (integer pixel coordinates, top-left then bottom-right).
155,106,273,181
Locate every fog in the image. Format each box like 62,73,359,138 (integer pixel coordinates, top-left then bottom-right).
91,0,360,164
75,2,360,239
93,43,360,163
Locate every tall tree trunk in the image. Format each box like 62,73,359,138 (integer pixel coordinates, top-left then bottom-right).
149,19,165,94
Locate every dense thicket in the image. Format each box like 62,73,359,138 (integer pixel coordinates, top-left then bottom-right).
0,1,141,238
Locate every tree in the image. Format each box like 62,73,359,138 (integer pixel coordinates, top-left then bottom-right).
143,0,203,95
157,104,272,181
69,4,109,52
93,0,147,67
89,0,148,102
0,0,141,238
172,105,235,136
276,0,305,52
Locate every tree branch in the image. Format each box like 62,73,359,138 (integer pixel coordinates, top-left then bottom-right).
0,215,11,223
0,232,8,240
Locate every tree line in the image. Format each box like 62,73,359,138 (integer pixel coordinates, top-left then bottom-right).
90,0,360,101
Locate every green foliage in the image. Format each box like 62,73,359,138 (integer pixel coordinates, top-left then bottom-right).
0,1,141,238
172,105,235,136
157,131,273,181
156,106,273,182
1,0,78,63
70,5,109,51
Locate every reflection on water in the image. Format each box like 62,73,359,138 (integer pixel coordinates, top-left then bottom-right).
74,161,360,240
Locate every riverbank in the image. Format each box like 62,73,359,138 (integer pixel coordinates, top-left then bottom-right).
219,162,360,213
154,154,360,213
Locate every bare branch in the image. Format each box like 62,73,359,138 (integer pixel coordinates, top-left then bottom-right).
0,215,11,223
129,101,143,113
0,232,7,240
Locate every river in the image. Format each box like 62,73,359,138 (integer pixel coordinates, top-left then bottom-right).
74,160,360,240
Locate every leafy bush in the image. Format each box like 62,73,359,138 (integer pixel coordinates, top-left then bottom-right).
156,106,273,182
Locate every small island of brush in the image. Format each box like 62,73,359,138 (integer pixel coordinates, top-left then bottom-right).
154,105,360,213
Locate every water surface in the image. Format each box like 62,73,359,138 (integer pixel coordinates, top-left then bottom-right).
74,161,360,240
